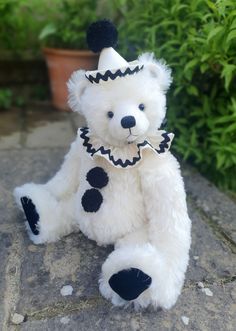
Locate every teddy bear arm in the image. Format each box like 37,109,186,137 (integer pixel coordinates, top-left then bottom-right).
140,154,191,304
141,153,191,258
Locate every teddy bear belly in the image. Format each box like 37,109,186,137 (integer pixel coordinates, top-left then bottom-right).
77,190,146,245
75,165,146,245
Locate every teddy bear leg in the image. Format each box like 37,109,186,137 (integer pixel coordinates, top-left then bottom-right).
99,226,188,309
14,183,78,244
99,226,153,307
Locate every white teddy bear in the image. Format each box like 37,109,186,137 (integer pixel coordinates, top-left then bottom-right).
14,20,191,310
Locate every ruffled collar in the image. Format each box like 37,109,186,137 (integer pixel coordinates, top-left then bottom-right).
79,127,174,169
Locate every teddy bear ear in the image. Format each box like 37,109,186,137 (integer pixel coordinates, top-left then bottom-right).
67,70,89,113
139,53,172,92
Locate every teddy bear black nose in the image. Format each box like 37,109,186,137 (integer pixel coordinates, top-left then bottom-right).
121,116,136,129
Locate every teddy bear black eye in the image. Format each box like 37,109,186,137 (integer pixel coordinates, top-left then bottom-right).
139,103,145,111
107,111,114,119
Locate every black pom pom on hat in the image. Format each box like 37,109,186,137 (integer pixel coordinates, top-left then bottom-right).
87,19,118,53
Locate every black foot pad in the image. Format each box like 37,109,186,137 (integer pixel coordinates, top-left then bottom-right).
109,267,152,301
20,197,39,235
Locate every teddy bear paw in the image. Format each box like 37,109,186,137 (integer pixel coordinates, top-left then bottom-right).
20,196,40,235
108,268,152,301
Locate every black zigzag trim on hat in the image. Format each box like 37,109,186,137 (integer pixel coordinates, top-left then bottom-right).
80,127,172,168
85,65,144,84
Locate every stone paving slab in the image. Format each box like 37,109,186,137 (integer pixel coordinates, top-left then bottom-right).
0,109,22,137
0,109,22,149
0,147,235,330
25,121,74,148
25,108,83,148
183,167,236,246
0,232,13,326
0,108,85,150
187,202,235,283
19,283,236,331
17,232,112,314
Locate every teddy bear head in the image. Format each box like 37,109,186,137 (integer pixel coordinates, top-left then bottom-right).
67,21,172,147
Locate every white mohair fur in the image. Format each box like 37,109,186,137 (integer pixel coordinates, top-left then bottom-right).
14,52,191,310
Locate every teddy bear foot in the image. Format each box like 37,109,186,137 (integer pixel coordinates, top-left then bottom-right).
109,268,152,301
20,197,40,235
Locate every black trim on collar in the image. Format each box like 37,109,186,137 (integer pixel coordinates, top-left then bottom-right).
80,127,172,168
85,65,144,84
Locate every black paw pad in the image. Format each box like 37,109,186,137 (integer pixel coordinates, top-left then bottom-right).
109,267,152,301
86,167,109,189
81,189,103,212
20,197,39,235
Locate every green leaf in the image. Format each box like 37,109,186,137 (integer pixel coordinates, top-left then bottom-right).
213,114,236,124
201,53,211,62
200,63,209,73
39,23,57,40
226,29,236,44
216,153,226,169
224,122,236,133
221,64,236,90
221,145,236,153
173,86,183,96
207,26,224,42
228,10,236,20
206,0,217,12
229,17,236,30
187,85,199,96
184,59,198,72
190,130,197,144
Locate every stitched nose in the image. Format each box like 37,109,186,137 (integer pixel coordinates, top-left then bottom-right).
121,116,136,129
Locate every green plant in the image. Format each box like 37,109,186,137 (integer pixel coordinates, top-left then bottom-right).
0,0,118,56
115,0,236,191
39,0,99,49
0,88,13,109
0,0,63,58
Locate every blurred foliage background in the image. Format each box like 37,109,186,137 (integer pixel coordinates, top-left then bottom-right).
0,0,62,58
0,0,235,192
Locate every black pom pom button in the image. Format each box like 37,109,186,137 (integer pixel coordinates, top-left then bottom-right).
86,167,109,189
81,189,103,212
86,19,118,53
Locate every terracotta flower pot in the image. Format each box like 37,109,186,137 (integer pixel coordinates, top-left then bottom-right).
43,48,98,111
